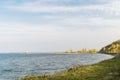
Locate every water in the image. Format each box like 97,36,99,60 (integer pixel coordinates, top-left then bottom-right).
0,53,113,80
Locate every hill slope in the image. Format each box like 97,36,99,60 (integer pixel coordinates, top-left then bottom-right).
99,40,120,54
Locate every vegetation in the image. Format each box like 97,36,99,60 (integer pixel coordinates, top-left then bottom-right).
99,40,120,54
20,54,120,80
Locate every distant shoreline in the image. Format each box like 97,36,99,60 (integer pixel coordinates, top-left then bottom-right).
54,52,98,54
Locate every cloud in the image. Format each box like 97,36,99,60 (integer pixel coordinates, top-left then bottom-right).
0,15,120,34
30,14,120,30
1,0,120,32
2,0,120,17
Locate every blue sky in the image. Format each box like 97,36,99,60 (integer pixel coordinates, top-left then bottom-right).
0,0,120,53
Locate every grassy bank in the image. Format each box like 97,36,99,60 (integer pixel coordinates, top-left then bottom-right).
20,54,120,80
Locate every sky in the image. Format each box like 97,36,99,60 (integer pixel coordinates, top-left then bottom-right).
0,0,120,53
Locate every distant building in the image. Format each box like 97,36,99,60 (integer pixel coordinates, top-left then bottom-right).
66,49,73,53
88,49,97,53
81,48,87,53
65,48,97,54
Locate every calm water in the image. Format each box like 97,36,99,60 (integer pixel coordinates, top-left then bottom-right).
0,53,113,80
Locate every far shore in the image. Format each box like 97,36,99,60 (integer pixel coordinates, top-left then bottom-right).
53,52,98,54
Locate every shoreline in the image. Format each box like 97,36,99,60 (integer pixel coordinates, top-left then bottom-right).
20,53,120,80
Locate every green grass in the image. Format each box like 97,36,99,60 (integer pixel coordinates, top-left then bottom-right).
20,54,120,80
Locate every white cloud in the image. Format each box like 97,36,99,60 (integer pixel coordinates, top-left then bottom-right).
35,15,120,29
3,0,120,16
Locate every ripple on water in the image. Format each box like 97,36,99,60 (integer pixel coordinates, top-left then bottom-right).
0,53,113,80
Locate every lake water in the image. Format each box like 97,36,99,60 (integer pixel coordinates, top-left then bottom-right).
0,53,113,80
